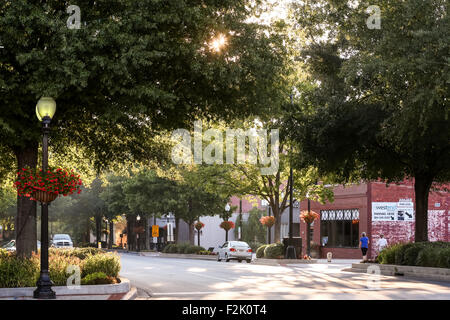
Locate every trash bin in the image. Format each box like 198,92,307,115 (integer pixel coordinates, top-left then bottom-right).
283,237,302,258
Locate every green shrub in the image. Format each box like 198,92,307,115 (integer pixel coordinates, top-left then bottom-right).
81,272,116,285
0,253,40,288
184,245,205,254
163,244,174,253
49,248,105,260
0,248,9,259
378,243,403,264
394,242,415,265
248,241,263,253
437,248,450,269
264,243,285,259
176,242,190,254
416,247,441,267
82,253,121,278
256,245,268,259
77,242,97,248
168,244,179,253
403,243,427,266
48,254,82,286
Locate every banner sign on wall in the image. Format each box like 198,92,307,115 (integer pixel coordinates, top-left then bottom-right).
372,201,414,221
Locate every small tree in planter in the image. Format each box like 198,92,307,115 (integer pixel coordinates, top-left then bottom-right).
194,221,205,246
300,210,320,257
219,220,235,241
259,216,275,244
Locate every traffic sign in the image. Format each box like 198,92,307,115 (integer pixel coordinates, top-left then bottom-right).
152,225,159,237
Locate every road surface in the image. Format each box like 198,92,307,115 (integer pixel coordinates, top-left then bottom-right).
119,253,450,300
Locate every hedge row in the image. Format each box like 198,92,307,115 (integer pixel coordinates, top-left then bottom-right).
162,243,206,254
0,248,121,288
377,241,450,268
256,243,285,259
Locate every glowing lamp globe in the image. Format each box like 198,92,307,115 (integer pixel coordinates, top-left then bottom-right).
36,97,56,121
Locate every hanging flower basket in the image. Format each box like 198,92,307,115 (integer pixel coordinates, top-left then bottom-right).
14,166,83,203
195,221,205,231
219,220,235,231
300,210,320,224
259,216,275,228
32,188,58,204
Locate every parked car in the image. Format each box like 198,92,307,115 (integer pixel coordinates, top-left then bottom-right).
51,234,73,248
217,241,252,263
1,240,41,252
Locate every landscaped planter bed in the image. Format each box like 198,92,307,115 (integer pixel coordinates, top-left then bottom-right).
0,278,131,299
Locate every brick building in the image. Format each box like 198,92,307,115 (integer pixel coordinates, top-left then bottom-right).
299,180,450,259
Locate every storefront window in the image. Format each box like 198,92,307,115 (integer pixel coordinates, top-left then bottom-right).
320,209,359,248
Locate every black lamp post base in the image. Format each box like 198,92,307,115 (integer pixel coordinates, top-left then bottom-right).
33,273,56,299
285,245,297,259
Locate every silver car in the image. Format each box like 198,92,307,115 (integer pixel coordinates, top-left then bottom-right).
217,241,252,263
1,240,41,251
51,234,73,248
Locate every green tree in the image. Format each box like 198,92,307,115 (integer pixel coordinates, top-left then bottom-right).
235,207,267,245
287,0,449,242
0,0,287,257
0,185,16,241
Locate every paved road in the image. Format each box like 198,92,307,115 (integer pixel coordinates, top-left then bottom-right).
119,253,450,300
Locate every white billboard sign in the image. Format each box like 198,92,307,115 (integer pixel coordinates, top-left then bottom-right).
372,201,414,221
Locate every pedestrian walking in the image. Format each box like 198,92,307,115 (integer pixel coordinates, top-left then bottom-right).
377,233,388,253
359,232,369,262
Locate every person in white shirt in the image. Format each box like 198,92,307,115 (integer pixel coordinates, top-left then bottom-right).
377,234,388,253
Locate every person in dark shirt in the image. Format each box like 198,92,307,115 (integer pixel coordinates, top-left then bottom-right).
359,232,370,262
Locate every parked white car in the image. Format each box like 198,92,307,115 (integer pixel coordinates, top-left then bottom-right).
1,240,41,251
217,241,252,263
51,234,73,248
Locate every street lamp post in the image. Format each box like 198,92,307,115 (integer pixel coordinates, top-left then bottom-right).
238,199,242,241
34,97,56,299
224,204,230,241
136,214,141,252
285,94,297,259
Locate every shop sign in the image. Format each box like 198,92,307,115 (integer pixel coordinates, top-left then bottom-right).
372,201,414,221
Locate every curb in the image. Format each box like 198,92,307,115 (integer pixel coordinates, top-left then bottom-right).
252,258,317,266
139,252,317,265
344,263,450,282
140,252,218,261
121,286,138,300
0,277,131,299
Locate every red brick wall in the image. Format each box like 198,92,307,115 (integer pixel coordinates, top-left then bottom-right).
300,183,369,259
299,180,450,259
370,180,450,257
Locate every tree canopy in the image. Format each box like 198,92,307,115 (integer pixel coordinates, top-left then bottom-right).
286,0,449,241
0,0,288,256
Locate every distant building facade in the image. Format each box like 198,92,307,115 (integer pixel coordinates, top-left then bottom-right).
299,180,450,259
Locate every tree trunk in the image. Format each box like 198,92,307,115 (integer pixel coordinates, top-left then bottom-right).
188,222,195,245
306,222,311,256
127,218,135,251
108,221,114,249
13,143,38,258
174,217,180,243
414,175,433,242
95,215,102,247
272,205,281,243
